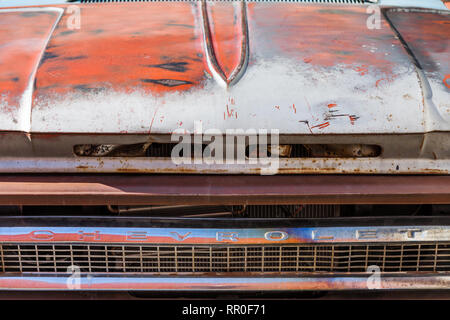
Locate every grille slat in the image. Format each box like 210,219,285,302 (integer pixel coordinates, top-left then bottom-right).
1,243,449,274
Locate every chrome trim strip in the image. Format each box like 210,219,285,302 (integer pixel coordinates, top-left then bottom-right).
0,218,450,245
0,274,448,291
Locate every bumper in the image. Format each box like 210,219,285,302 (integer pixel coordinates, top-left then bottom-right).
0,274,449,291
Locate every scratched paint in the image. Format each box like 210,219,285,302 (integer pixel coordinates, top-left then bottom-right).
0,3,448,137
32,58,425,134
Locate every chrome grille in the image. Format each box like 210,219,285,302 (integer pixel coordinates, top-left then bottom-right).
1,242,449,274
244,204,340,218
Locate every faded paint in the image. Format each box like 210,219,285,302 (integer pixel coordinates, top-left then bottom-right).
0,8,63,131
0,3,447,135
387,9,450,129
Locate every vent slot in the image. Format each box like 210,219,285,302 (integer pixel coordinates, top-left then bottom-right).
73,143,381,158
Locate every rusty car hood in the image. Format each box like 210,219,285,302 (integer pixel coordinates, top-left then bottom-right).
0,2,449,135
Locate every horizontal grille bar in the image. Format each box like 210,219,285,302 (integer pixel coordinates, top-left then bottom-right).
1,242,449,274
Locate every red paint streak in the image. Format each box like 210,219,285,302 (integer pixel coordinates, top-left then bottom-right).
349,115,357,125
443,74,450,89
354,65,368,76
303,57,312,63
311,122,330,130
375,78,384,87
225,104,236,119
292,104,297,114
327,103,337,108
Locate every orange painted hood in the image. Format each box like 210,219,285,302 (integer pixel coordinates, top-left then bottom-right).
0,2,449,135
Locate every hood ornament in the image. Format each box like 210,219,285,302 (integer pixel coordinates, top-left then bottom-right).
200,0,249,88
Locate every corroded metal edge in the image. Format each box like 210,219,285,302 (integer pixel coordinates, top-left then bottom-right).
0,157,448,175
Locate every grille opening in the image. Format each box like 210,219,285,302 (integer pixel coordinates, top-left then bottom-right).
1,204,447,218
1,242,448,274
73,143,381,158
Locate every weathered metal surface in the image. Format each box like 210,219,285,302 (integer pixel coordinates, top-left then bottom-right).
0,175,448,205
0,2,448,175
0,157,449,174
0,274,448,291
0,2,447,135
386,9,450,130
1,131,449,175
0,8,63,132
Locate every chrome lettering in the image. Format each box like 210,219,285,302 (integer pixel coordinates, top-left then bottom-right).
357,230,377,239
126,231,148,241
264,231,288,241
398,228,422,239
311,230,334,240
78,231,100,240
29,230,55,240
170,231,192,241
216,232,239,242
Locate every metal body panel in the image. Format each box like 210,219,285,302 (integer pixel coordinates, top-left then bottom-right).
0,156,449,174
386,9,450,130
0,8,63,132
30,3,426,134
0,175,448,205
0,2,448,135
